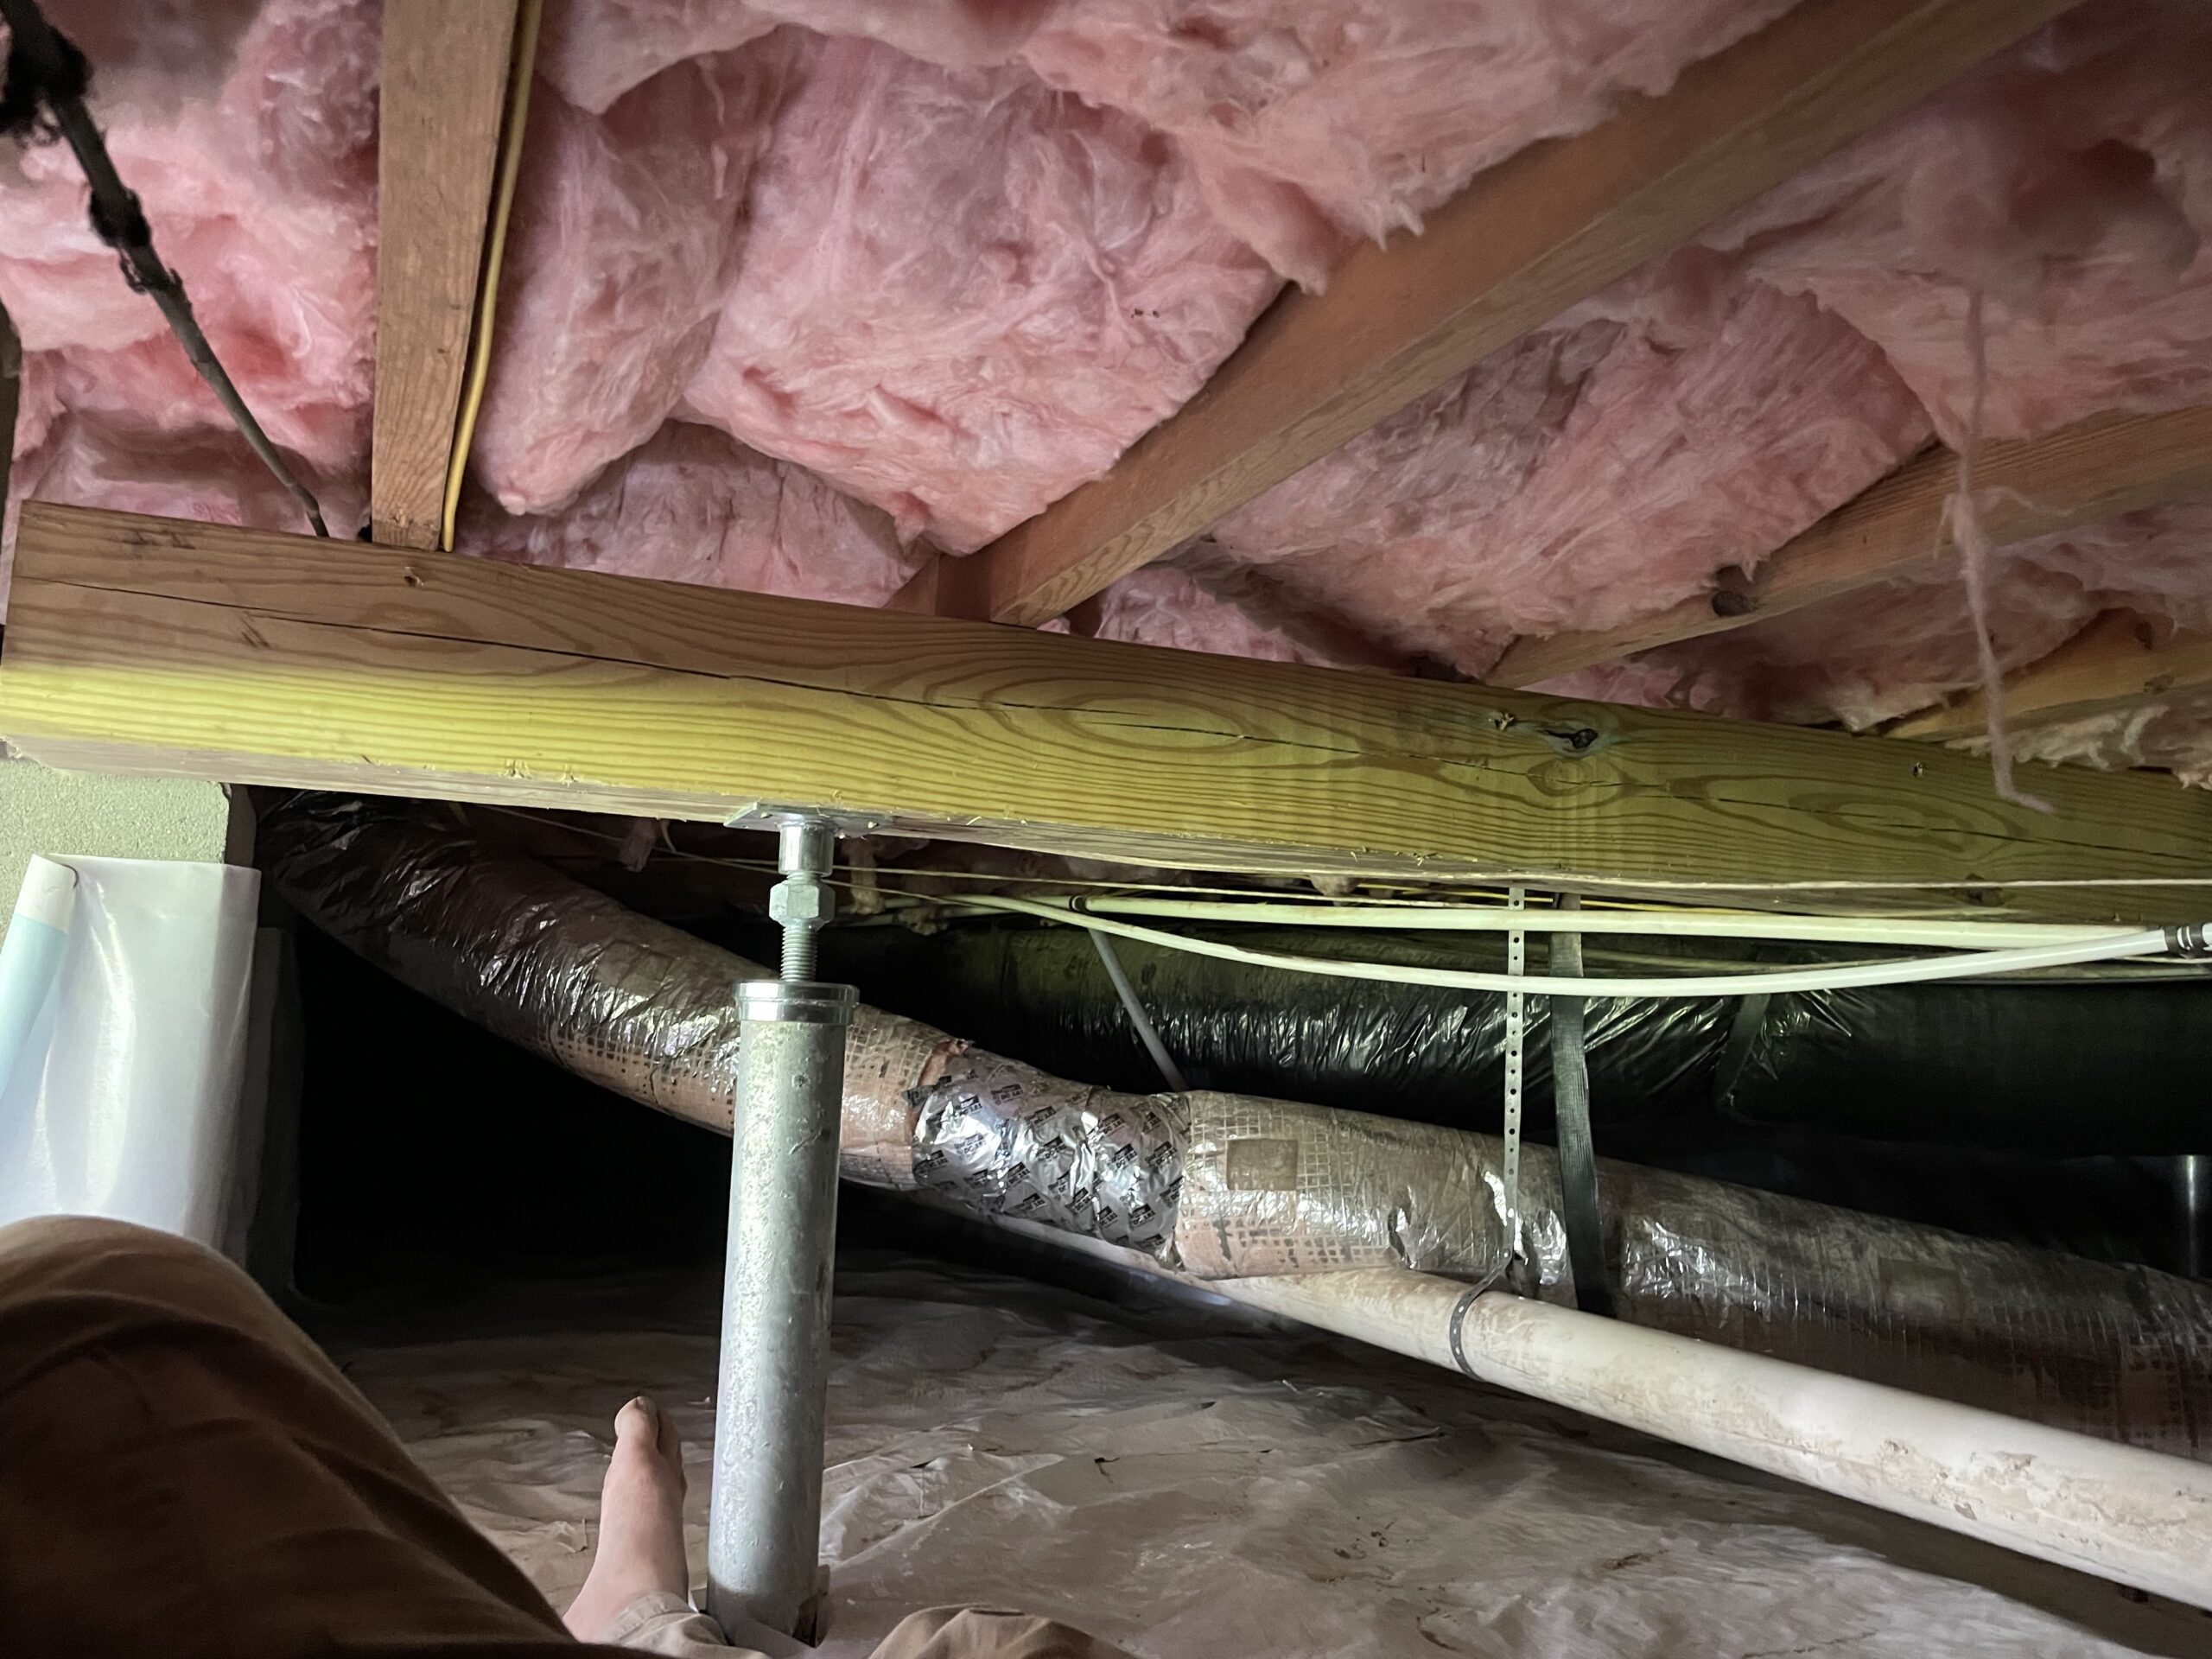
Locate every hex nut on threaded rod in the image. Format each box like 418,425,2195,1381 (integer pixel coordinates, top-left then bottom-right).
768,817,836,981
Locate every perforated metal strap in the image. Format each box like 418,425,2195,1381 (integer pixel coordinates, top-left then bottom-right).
1501,886,1527,1266
1446,1284,1484,1378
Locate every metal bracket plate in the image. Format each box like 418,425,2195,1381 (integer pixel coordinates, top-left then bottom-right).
1502,885,1526,1266
722,800,886,835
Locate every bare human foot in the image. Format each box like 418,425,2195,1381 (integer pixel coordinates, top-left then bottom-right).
563,1395,693,1640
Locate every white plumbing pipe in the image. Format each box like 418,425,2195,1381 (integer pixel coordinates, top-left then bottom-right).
1066,894,2143,950
969,1209,2212,1611
952,893,2184,999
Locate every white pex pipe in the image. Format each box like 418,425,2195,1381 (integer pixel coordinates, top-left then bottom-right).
953,893,2190,999
972,1210,2212,1610
1067,894,2145,950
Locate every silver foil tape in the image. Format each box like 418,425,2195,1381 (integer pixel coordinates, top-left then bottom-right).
909,1051,1186,1259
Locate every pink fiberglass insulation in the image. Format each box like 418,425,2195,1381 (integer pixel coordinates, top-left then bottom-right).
3,407,363,596
2009,691,2212,791
675,33,1280,552
458,421,918,607
495,0,1787,547
0,0,377,587
0,0,1782,619
1186,2,2212,710
545,0,1796,289
470,41,795,518
1205,275,1930,673
537,0,1047,114
8,0,2212,789
1708,0,2212,446
536,0,778,113
1539,564,2094,734
1556,507,2212,789
1084,564,1342,668
487,17,1284,547
1543,505,2212,734
1014,0,1796,289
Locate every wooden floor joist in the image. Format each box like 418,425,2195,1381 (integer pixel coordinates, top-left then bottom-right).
369,0,521,550
893,0,2075,630
4,505,2211,923
1490,405,2212,688
1893,611,2212,744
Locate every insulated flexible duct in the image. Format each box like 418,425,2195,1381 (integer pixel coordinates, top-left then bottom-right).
262,796,2212,1459
801,920,2212,1154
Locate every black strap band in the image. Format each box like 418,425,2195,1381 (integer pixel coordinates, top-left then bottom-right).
1550,910,1617,1319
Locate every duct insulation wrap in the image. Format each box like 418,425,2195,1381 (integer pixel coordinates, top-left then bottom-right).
261,796,2212,1459
259,794,1181,1255
805,920,2212,1154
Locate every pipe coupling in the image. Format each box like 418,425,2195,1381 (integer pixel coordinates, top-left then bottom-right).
736,977,856,1027
2164,922,2212,957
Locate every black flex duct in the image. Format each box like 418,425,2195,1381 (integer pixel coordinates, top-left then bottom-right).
798,920,2212,1155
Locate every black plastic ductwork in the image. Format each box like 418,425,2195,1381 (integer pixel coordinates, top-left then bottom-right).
795,919,2212,1156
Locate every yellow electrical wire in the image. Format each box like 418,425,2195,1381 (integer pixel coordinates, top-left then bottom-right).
439,0,543,551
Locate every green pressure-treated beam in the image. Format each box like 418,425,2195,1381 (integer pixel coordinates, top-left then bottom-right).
3,504,2209,924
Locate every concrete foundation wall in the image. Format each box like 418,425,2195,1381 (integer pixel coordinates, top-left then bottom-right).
0,757,250,945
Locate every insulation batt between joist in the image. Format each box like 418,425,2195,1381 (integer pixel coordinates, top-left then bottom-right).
4,4,2210,780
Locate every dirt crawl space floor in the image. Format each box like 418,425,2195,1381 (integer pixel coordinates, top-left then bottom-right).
321,1249,2210,1659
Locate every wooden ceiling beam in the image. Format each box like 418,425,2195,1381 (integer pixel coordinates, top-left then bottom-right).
1489,405,2212,689
891,0,2075,630
4,504,2211,924
1892,610,2212,744
369,0,522,550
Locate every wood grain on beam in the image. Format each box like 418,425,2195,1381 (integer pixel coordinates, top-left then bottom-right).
371,0,520,550
3,505,2210,923
1490,405,2212,688
1893,611,2212,743
894,0,2075,629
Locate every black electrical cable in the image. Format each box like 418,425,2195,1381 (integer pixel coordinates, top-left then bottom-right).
1550,898,1617,1317
0,0,328,536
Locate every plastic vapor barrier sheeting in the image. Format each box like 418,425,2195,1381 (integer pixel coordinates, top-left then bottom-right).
0,855,262,1254
263,795,2212,1459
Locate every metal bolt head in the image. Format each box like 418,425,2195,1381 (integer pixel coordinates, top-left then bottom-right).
769,875,832,927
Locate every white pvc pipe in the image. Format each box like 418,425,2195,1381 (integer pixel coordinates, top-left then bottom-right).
1239,1274,2212,1610
1068,894,2144,950
954,893,2183,999
970,1210,2212,1611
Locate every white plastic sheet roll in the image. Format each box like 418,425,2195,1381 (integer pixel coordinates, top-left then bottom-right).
0,855,78,1097
0,855,261,1253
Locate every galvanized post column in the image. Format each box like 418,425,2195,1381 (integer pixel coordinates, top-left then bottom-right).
705,817,855,1643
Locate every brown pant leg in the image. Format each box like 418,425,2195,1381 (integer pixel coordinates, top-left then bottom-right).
0,1216,590,1659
